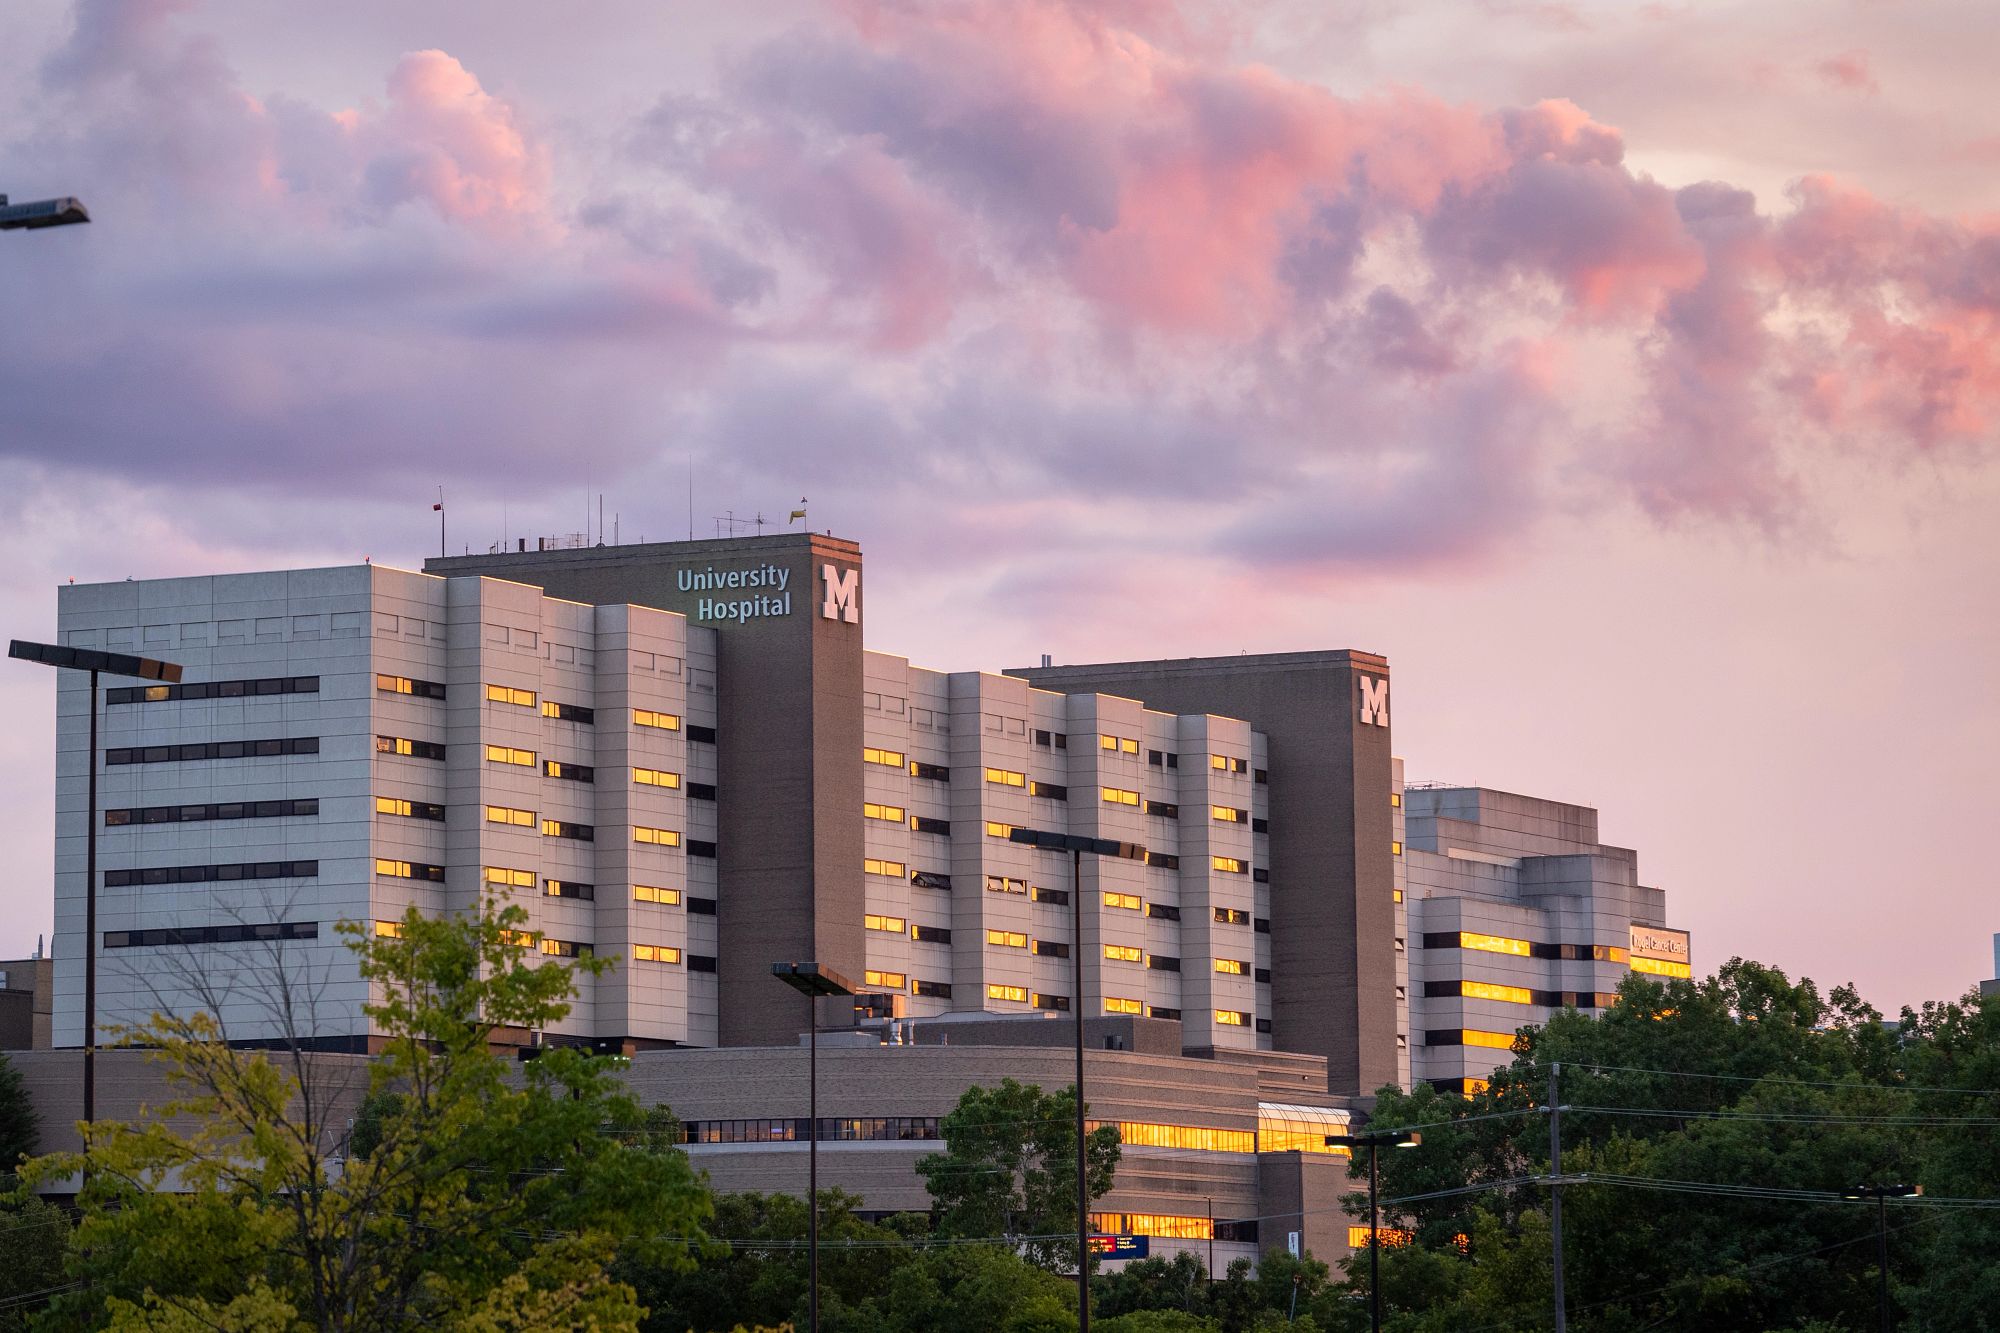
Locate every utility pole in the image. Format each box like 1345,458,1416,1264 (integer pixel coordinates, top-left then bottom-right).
1550,1062,1567,1333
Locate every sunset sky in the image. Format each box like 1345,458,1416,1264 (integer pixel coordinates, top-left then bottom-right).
1,0,1994,1011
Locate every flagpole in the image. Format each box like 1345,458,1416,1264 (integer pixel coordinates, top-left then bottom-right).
435,488,445,560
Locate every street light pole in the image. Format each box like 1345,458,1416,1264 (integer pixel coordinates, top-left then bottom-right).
1327,1128,1423,1333
772,961,858,1333
10,641,180,1134
1841,1184,1921,1332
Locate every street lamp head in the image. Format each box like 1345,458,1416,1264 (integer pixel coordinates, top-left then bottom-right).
9,639,182,682
770,960,857,998
1006,826,1147,860
0,195,90,231
1394,1131,1423,1149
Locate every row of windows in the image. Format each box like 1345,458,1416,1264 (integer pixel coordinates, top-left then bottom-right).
1424,1029,1520,1050
865,858,905,878
1424,980,1621,1009
863,802,904,823
377,796,446,821
486,683,536,707
105,920,318,949
683,1117,942,1144
104,859,318,887
107,676,318,705
1631,956,1692,978
378,735,446,760
865,914,905,934
108,736,319,765
379,859,446,882
865,969,905,989
380,674,447,699
106,798,317,826
1422,932,1631,963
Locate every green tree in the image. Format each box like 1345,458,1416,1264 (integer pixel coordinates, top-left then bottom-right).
0,1194,70,1330
20,898,715,1332
915,1078,1120,1271
0,1054,38,1174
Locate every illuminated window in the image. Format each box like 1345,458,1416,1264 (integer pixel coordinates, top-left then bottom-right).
1462,980,1535,1005
984,875,1027,895
1101,787,1140,807
633,885,681,905
633,767,681,788
499,929,535,949
486,805,534,827
374,859,444,882
864,747,906,767
1104,944,1143,963
985,821,1015,839
1104,996,1143,1015
1214,907,1250,925
987,929,1028,949
633,708,682,731
1257,1105,1354,1155
543,879,593,900
1210,754,1249,774
485,744,535,768
1348,1226,1414,1249
865,970,907,989
634,826,682,847
1631,956,1692,978
1214,958,1247,975
987,983,1028,1002
1211,805,1246,823
1100,734,1140,755
864,802,907,823
1089,1212,1213,1240
633,944,681,964
1433,1029,1517,1049
538,938,590,958
374,796,408,816
1391,792,1402,807
373,920,404,938
985,768,1026,788
1392,840,1403,856
541,700,594,722
1215,1009,1249,1026
1211,856,1247,874
540,819,592,841
485,684,536,707
544,760,593,782
483,866,535,889
1457,932,1532,957
864,858,907,878
1103,892,1143,911
865,914,907,934
376,674,445,699
374,796,445,820
1393,889,1404,903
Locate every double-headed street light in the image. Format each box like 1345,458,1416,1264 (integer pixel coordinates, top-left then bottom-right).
1326,1128,1423,1333
1007,826,1146,1333
1841,1183,1921,1332
9,641,181,1131
771,961,857,1333
0,194,91,231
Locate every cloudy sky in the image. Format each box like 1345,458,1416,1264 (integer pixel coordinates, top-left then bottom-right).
1,0,1994,1011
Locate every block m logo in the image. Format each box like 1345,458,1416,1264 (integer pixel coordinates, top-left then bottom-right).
1357,675,1389,728
821,564,860,623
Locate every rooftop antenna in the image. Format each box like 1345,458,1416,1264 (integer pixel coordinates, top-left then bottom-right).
688,459,695,541
434,486,445,561
753,511,766,535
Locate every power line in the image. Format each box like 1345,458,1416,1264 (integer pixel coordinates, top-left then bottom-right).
1562,1061,2000,1098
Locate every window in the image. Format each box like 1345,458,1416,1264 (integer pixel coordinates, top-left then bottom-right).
539,939,591,958
485,744,535,767
1391,840,1403,856
1424,1029,1519,1050
1462,980,1534,1004
865,914,906,934
1104,944,1143,963
987,984,1028,1002
374,796,444,821
687,897,717,915
1029,780,1068,800
986,929,1028,949
1144,800,1178,819
1253,817,1269,834
1253,867,1270,883
1033,940,1070,958
105,860,318,888
1631,957,1692,979
910,815,951,836
541,700,594,723
1104,997,1143,1015
544,880,594,901
984,768,1026,788
101,919,322,949
913,979,953,998
1032,885,1069,906
1034,993,1071,1011
1101,787,1140,807
909,761,949,782
1348,1226,1415,1249
1214,958,1247,975
1214,907,1250,925
1146,903,1181,921
687,725,717,744
633,885,681,905
377,674,446,699
687,781,717,801
634,826,681,847
864,747,906,767
1256,968,1272,983
911,870,953,891
544,760,594,782
1100,734,1139,755
1103,891,1142,911
1215,1009,1249,1026
864,969,907,989
1212,805,1247,823
686,840,718,859
633,708,681,731
1254,917,1271,934
377,735,446,761
912,924,952,944
1147,955,1181,972
486,805,535,827
863,802,906,823
1147,852,1181,870
864,858,907,878
483,866,535,889
1210,754,1248,774
111,798,320,825
1390,791,1403,807
985,821,1015,839
1090,1210,1224,1240
485,684,537,707
1422,931,1533,957
373,921,404,938
984,874,1027,895
376,859,445,882
633,944,681,964
541,819,594,841
108,675,318,705
109,736,319,764
1211,856,1248,875
633,767,681,788
1148,1006,1182,1020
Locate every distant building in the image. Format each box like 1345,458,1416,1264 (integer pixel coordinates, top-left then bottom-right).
0,957,53,1051
1981,934,1999,1000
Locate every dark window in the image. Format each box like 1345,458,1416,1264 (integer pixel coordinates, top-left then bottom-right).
912,925,952,944
685,839,718,859
1425,1030,1466,1047
1252,867,1270,884
108,736,319,765
544,880,594,901
1054,733,1067,749
1147,749,1164,767
539,939,591,959
1214,907,1250,925
1255,967,1272,983
543,760,594,783
543,701,595,723
1421,932,1460,950
909,761,949,782
1253,917,1271,934
1165,752,1177,768
107,798,317,826
105,920,317,949
1032,940,1069,958
1032,885,1069,906
913,980,953,998
1146,851,1180,870
1144,801,1178,820
686,897,717,916
377,675,448,700
688,954,717,973
1146,903,1181,921
911,870,953,891
687,782,717,802
687,725,717,745
911,816,951,836
1254,1018,1272,1034
1254,768,1268,784
377,735,447,761
1148,1006,1182,1020
106,860,318,888
377,861,446,882
107,676,320,705
1216,1218,1258,1243
1033,730,1051,748
1029,781,1067,801
1035,993,1071,1011
542,820,594,841
1146,955,1180,972
1251,817,1268,834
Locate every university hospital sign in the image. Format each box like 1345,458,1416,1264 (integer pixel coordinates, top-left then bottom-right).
678,563,859,626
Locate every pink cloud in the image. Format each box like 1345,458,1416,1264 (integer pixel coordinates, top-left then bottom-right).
1815,49,1880,95
354,50,550,227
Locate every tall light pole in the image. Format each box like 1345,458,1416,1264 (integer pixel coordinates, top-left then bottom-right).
1007,827,1147,1333
0,194,91,231
9,641,181,1131
1841,1183,1921,1332
772,961,857,1333
1327,1128,1423,1333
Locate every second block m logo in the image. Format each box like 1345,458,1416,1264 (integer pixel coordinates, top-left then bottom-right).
821,564,860,623
1357,675,1389,728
